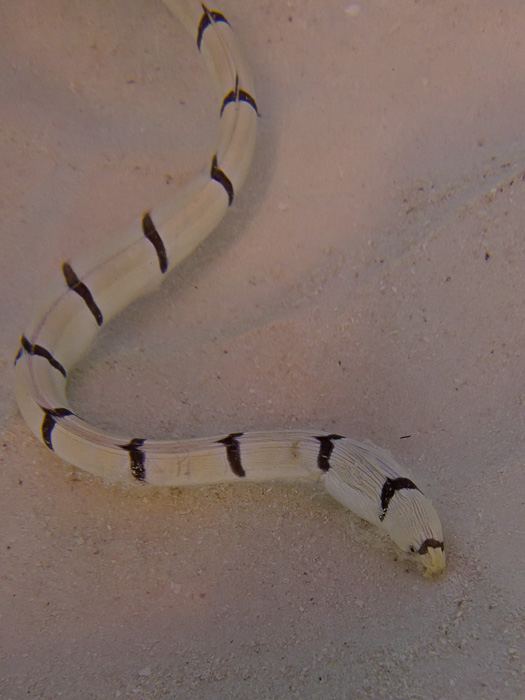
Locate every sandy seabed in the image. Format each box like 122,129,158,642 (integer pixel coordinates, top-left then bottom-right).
1,1,524,698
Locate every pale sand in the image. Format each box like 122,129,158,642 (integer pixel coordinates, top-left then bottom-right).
1,1,524,698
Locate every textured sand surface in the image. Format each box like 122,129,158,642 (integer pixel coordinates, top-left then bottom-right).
1,1,524,698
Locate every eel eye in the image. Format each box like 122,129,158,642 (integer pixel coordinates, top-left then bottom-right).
409,546,416,553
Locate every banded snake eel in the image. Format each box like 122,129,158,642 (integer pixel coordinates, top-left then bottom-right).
13,0,445,576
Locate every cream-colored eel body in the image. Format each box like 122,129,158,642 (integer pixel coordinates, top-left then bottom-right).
13,0,445,576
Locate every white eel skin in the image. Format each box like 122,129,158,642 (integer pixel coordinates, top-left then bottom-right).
13,0,445,576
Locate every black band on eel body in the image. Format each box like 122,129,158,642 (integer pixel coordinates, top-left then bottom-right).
220,75,259,117
379,477,421,522
196,5,230,52
418,538,444,555
41,407,74,451
142,212,168,274
216,432,245,477
62,262,103,326
313,434,345,472
210,154,234,205
15,335,67,378
120,438,147,482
